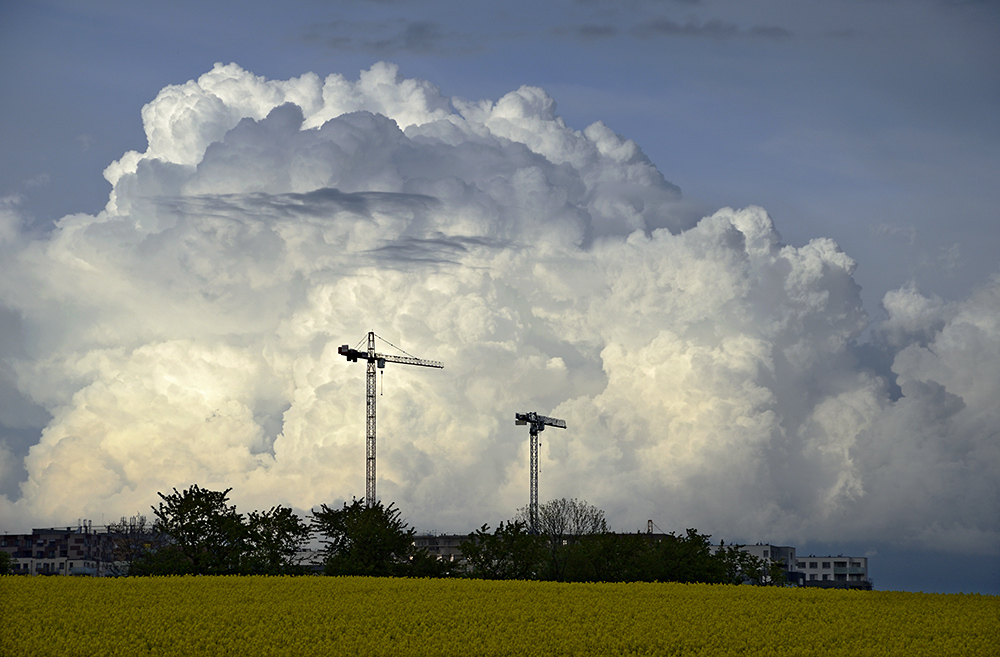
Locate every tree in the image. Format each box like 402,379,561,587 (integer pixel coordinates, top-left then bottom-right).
645,528,728,584
562,532,653,583
517,498,609,538
149,485,249,575
715,542,768,585
766,558,788,587
311,499,416,577
0,550,15,575
244,506,312,575
104,515,165,576
460,521,544,580
515,498,608,581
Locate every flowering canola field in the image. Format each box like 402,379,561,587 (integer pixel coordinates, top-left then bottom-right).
1,576,996,656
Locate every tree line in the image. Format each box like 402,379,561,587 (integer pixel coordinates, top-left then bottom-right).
462,498,784,585
99,485,782,584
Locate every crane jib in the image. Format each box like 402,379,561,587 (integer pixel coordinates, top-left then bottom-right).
337,345,443,369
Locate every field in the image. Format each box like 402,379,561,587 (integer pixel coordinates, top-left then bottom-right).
1,576,997,656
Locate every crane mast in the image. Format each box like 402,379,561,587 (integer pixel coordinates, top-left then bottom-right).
339,332,443,506
515,411,566,533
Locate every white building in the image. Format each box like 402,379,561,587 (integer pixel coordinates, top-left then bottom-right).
795,555,871,588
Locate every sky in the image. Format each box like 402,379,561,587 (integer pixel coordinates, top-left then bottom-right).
0,0,998,594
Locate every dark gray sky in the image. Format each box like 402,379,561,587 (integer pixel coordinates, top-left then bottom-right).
0,0,997,594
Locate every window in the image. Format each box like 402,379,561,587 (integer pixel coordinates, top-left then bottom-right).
796,561,805,568
822,574,829,581
822,562,831,569
809,574,817,581
763,550,769,558
834,561,847,568
809,562,817,569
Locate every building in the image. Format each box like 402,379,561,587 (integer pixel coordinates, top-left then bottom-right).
730,543,803,585
795,555,872,589
716,543,872,589
1,523,117,576
707,543,802,585
413,533,467,564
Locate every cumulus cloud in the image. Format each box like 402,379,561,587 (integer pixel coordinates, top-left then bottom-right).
0,63,995,554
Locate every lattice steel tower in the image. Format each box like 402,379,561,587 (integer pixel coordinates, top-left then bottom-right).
514,411,566,533
339,332,443,506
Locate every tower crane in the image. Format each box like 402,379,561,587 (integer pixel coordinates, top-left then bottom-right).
514,411,566,534
339,332,443,507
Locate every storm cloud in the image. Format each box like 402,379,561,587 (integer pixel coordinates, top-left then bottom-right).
0,63,996,554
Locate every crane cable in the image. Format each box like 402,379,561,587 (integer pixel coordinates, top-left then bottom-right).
373,332,420,359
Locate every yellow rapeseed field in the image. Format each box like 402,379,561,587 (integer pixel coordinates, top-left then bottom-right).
1,576,996,656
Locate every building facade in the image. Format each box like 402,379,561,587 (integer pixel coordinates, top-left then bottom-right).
795,555,871,589
1,524,116,576
413,534,467,563
718,543,871,589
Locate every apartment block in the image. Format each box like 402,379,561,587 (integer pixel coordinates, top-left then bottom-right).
1,524,116,576
795,555,871,589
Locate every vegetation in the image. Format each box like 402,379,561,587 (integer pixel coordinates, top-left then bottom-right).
104,515,164,577
460,521,545,579
463,499,773,585
3,487,779,584
132,485,311,575
2,576,996,656
311,498,445,577
0,549,13,575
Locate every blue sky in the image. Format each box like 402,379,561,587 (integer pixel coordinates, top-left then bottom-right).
4,0,998,310
1,0,998,594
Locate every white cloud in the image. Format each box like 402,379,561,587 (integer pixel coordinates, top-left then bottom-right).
0,63,996,555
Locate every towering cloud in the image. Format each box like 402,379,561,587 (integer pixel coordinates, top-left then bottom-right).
0,63,995,554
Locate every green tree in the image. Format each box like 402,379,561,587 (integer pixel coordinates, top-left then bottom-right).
132,485,311,576
149,485,248,575
460,521,544,580
0,550,15,575
311,499,416,577
562,532,653,583
766,558,789,586
646,528,728,584
244,506,312,575
715,542,768,585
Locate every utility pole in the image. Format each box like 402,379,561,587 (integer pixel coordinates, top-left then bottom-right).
339,332,443,506
514,411,566,534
